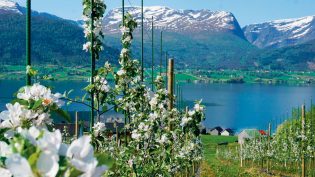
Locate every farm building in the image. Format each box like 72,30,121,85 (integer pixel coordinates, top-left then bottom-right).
259,130,267,136
221,128,234,136
238,129,261,144
209,126,223,135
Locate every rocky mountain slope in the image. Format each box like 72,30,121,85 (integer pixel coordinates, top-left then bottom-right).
243,15,315,48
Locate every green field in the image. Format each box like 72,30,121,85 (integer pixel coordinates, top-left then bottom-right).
0,65,199,83
193,69,315,85
1,65,315,85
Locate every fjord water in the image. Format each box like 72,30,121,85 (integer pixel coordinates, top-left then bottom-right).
1,80,315,131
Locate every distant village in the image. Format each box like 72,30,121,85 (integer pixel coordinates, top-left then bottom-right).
204,126,267,144
53,110,269,146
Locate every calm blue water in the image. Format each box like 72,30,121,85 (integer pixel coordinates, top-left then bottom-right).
1,80,315,131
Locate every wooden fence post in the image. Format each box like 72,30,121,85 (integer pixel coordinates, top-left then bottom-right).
168,59,174,110
75,111,79,139
301,104,306,177
168,59,174,131
240,143,243,167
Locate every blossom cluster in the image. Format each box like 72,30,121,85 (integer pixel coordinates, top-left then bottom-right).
0,83,108,177
0,127,107,177
0,83,65,129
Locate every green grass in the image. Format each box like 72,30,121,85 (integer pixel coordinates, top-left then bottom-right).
2,65,315,85
0,65,199,82
201,135,265,177
95,153,115,168
194,69,315,84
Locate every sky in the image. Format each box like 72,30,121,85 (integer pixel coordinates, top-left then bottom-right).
15,0,315,26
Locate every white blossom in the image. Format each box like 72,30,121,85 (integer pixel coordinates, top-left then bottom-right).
83,42,91,52
5,154,34,177
117,69,126,76
93,122,106,136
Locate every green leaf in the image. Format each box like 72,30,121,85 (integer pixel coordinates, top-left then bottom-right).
82,93,88,102
11,99,29,106
28,150,40,168
69,167,83,177
67,89,74,97
32,100,43,110
53,108,71,122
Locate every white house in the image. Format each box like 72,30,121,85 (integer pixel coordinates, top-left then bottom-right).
209,126,223,135
221,128,234,136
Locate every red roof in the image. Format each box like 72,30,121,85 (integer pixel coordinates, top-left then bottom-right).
259,130,267,135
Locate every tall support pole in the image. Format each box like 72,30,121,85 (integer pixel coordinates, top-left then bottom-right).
311,100,315,176
122,0,128,145
160,31,163,75
267,122,271,173
141,0,144,82
90,0,95,132
122,0,125,22
165,52,168,86
240,143,243,167
301,104,306,177
176,83,179,109
26,0,31,86
168,59,174,110
151,16,154,91
180,84,182,110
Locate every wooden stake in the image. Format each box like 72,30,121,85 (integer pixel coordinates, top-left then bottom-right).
168,59,174,110
75,112,79,139
301,104,306,177
240,143,243,167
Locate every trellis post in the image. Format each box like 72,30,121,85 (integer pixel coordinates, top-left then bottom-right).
26,0,31,86
122,0,128,146
267,122,271,173
160,31,163,75
165,52,168,86
90,0,95,132
141,0,144,81
151,16,154,91
122,0,125,22
301,104,306,177
168,59,174,110
311,100,315,176
75,112,79,139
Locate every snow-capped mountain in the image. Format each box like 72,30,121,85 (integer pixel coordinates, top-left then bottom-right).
103,6,244,37
243,15,315,48
0,0,21,14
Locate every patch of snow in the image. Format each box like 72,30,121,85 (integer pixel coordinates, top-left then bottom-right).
0,0,21,14
290,28,311,39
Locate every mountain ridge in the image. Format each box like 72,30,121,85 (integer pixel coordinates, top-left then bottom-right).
243,15,315,48
103,6,246,39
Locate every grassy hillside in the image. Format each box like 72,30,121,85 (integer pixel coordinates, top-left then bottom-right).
0,13,119,66
252,39,315,70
